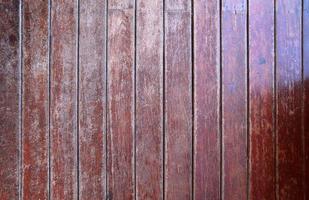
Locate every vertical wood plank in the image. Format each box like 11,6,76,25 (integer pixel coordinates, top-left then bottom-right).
107,0,135,199
0,1,20,199
193,0,220,198
276,0,304,199
50,0,78,199
249,0,275,199
22,0,49,199
79,0,106,199
222,0,247,199
136,0,163,199
165,0,192,199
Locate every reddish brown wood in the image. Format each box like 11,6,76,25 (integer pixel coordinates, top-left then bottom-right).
193,0,220,199
79,0,106,199
22,0,49,199
276,0,304,199
165,1,192,199
136,0,163,199
222,0,247,199
249,0,275,199
0,1,20,199
107,1,134,199
50,0,78,199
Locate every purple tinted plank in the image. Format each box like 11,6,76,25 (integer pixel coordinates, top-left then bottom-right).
249,0,275,199
165,1,192,199
22,0,49,199
136,0,163,199
0,1,20,199
50,0,78,199
222,0,247,199
107,0,134,199
79,0,106,199
276,0,304,199
193,0,220,199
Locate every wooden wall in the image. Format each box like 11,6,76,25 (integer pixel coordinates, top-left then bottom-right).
0,0,308,199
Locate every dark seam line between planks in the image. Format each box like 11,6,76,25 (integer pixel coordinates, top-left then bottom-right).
77,0,80,198
219,0,223,199
18,1,23,200
246,0,250,199
105,0,108,198
274,0,278,199
48,0,51,199
134,0,137,199
163,0,166,199
191,0,194,199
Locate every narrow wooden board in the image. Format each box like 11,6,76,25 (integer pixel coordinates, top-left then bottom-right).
249,0,275,199
79,0,106,199
165,0,192,199
136,0,163,199
193,0,220,198
222,0,247,199
22,0,49,199
276,0,304,198
50,0,78,199
107,0,135,199
0,1,20,199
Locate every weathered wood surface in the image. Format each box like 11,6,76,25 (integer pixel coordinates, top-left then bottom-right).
249,0,275,199
0,1,20,199
136,0,163,199
193,0,220,199
276,0,304,199
165,0,192,199
79,0,106,199
50,0,78,199
107,0,135,199
222,0,247,199
22,0,49,199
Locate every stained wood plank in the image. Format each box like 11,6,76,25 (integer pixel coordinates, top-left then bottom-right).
50,0,78,199
276,0,304,199
193,0,220,198
0,1,20,199
222,0,247,199
79,0,106,199
107,0,134,199
248,0,275,199
165,0,192,199
22,0,49,199
136,0,163,199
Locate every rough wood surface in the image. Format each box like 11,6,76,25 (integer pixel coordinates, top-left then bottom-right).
249,0,275,199
136,0,163,199
107,0,134,199
50,0,78,199
193,0,220,199
22,0,49,199
79,0,106,199
0,1,20,199
222,0,247,199
165,0,192,199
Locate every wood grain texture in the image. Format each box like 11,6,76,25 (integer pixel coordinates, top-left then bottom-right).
193,0,220,199
136,0,163,199
50,0,78,199
276,0,304,199
22,0,49,199
222,0,247,199
249,0,275,199
165,0,192,199
0,1,20,199
79,0,106,199
107,0,134,199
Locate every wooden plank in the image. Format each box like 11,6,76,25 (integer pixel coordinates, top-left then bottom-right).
22,0,49,199
136,0,163,199
276,0,304,199
79,0,106,199
50,0,78,199
0,1,20,199
107,0,134,199
193,0,220,198
248,0,275,199
165,0,192,199
221,0,247,199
